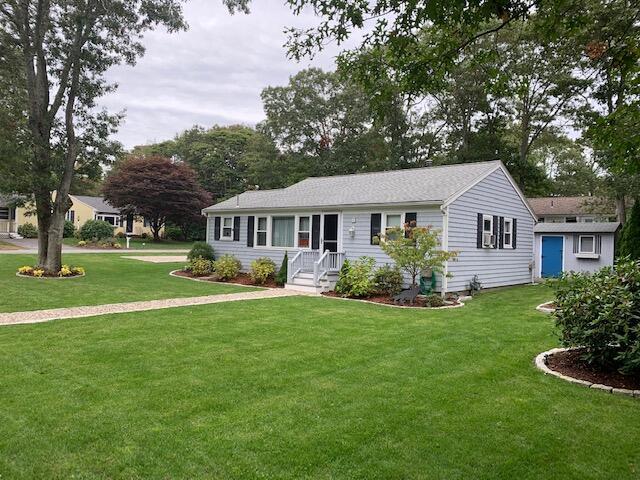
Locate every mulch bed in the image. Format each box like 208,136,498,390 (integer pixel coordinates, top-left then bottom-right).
322,291,461,308
540,301,557,309
174,270,282,288
546,349,640,390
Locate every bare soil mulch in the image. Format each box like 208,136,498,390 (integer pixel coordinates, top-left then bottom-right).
546,349,640,390
174,270,283,288
321,290,461,308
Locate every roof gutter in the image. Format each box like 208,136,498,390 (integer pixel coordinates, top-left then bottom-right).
202,200,444,215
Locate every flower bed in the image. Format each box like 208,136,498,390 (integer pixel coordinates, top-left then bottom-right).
17,265,85,279
173,270,282,288
535,347,640,397
321,290,463,309
74,240,122,249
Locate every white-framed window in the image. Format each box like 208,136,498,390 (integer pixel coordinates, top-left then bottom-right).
221,216,233,239
578,235,596,254
96,214,120,227
298,216,311,248
503,217,513,248
271,216,295,247
482,214,494,248
382,212,404,240
66,210,75,222
256,216,268,246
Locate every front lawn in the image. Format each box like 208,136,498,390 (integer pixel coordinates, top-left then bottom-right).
62,237,194,250
1,286,638,479
0,254,254,313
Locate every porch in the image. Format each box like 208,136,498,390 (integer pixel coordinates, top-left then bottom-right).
0,220,18,238
285,250,345,293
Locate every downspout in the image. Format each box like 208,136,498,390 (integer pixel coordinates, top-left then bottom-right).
440,205,449,296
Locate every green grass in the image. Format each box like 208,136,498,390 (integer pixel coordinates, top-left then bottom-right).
0,254,254,312
62,237,195,250
1,285,638,479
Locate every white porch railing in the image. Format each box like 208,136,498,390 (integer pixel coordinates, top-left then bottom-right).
288,250,320,283
313,251,345,285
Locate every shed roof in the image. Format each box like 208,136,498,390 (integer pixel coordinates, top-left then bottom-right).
204,160,506,212
528,196,615,216
72,195,119,214
534,222,620,233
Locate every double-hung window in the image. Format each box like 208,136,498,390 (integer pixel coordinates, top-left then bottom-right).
578,235,595,254
221,216,233,239
503,218,513,248
66,210,75,223
482,214,494,248
271,216,295,248
383,213,403,240
256,216,268,246
298,216,310,248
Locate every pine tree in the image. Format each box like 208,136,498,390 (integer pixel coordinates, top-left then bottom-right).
620,200,640,260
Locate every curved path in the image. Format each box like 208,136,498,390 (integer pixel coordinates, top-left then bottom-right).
0,289,305,326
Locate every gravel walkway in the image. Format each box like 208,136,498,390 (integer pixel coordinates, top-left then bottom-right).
0,289,305,326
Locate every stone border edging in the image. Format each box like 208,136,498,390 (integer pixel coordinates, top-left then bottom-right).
534,347,640,398
536,301,555,314
321,294,468,310
169,270,268,290
16,271,85,280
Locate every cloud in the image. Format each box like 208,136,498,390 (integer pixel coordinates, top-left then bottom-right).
99,0,358,149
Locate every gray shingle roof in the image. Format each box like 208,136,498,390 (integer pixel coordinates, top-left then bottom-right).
534,222,620,233
528,196,615,216
204,161,502,212
72,195,119,214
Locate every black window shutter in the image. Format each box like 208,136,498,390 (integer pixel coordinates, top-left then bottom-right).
247,216,255,247
233,216,241,241
311,215,321,250
405,212,417,238
371,213,382,245
213,216,221,241
493,215,499,249
477,213,483,248
512,218,517,249
499,217,504,249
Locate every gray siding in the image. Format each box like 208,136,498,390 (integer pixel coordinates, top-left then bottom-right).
341,208,443,288
207,207,444,288
446,169,535,292
534,232,616,276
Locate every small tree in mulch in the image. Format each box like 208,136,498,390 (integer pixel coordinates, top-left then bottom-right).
377,224,457,286
275,252,288,285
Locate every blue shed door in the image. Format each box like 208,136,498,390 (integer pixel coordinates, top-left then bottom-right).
541,236,563,278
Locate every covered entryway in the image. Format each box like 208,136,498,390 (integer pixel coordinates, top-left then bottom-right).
541,236,563,278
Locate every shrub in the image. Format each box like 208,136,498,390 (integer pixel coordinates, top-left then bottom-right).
335,256,376,298
140,232,150,240
553,258,640,374
17,222,38,238
164,224,183,241
77,240,87,247
423,294,445,308
275,252,288,285
214,255,241,280
63,220,76,238
619,199,640,260
189,257,214,277
334,259,351,294
373,264,404,296
115,231,126,239
18,266,33,275
188,241,215,262
78,219,114,241
250,257,276,284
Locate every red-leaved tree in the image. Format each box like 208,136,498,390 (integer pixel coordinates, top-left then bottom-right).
103,155,211,241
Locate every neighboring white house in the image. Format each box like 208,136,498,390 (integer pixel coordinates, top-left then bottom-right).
202,160,537,293
534,222,620,278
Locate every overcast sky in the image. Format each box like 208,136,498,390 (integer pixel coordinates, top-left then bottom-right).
100,0,355,149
